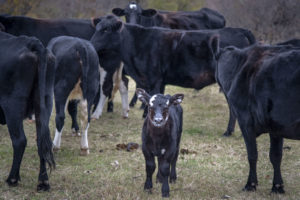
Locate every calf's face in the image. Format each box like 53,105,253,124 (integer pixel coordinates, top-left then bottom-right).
91,15,122,54
136,88,184,127
112,2,157,24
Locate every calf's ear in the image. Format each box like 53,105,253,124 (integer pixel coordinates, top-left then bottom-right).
112,8,125,16
142,9,157,17
170,94,184,105
136,88,150,105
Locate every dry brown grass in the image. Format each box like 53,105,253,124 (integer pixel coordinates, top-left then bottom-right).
1,79,300,200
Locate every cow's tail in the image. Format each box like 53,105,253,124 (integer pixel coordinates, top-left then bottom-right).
75,43,89,99
241,29,256,45
29,38,56,170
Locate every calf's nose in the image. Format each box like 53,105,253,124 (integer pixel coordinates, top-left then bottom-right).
154,117,163,124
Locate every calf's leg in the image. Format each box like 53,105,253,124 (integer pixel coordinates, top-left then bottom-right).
53,96,68,150
119,79,129,118
170,149,179,183
79,99,90,156
269,134,284,193
158,158,171,197
67,100,80,136
143,153,156,192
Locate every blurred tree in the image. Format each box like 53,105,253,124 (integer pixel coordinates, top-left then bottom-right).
147,0,205,11
0,0,41,15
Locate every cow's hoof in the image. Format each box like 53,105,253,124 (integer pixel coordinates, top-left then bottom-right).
129,102,135,108
80,148,90,156
243,182,257,191
37,181,50,192
271,184,285,194
6,178,18,187
162,192,170,198
53,147,60,152
144,188,152,194
144,181,153,191
91,113,100,120
222,130,232,137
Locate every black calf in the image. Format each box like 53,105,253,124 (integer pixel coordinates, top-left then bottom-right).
136,88,184,197
47,36,100,156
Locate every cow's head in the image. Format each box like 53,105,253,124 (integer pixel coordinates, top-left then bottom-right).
112,2,157,24
90,15,123,54
136,88,184,127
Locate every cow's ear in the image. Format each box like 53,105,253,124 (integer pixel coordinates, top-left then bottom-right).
142,9,157,17
136,88,150,105
91,17,101,27
170,94,184,105
112,8,125,16
209,34,219,58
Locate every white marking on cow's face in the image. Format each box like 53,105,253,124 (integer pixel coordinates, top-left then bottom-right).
129,3,137,10
161,148,166,155
149,95,157,106
166,100,169,106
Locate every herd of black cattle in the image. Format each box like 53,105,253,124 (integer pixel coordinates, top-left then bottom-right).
0,1,299,198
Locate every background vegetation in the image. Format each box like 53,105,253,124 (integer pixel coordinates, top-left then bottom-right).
0,0,299,43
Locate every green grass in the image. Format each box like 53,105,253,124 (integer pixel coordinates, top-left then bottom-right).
1,79,300,199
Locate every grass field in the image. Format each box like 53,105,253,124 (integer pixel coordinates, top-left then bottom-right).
1,79,300,200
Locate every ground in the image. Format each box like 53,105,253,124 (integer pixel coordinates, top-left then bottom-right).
0,78,300,199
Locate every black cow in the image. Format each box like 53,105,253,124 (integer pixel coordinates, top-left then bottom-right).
47,36,100,155
113,2,226,109
0,32,55,190
90,15,255,136
136,88,184,197
216,44,300,193
0,14,129,129
277,38,300,47
112,2,225,29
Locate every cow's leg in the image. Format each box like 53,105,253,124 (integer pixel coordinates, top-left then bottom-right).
129,89,138,108
67,100,80,136
170,148,179,183
158,157,171,197
143,152,155,192
119,78,129,118
3,104,26,186
53,98,68,151
269,134,284,193
223,106,236,137
242,127,258,191
91,66,107,119
79,99,89,156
